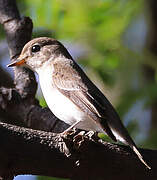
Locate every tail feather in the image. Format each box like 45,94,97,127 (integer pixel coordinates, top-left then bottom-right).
132,146,151,169
88,86,151,169
108,128,151,169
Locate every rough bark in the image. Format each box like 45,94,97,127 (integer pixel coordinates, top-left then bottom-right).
0,0,156,180
0,122,157,180
0,0,37,98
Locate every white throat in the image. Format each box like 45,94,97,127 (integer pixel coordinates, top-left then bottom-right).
35,58,54,75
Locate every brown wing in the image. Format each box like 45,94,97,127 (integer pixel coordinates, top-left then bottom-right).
52,58,116,141
52,58,100,118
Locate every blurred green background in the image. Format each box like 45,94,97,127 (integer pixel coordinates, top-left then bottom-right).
1,0,157,179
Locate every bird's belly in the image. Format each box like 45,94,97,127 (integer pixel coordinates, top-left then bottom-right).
39,76,103,132
44,87,84,125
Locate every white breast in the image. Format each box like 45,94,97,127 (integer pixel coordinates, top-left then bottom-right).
37,62,104,133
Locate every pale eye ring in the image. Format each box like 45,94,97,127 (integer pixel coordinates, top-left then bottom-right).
31,45,41,53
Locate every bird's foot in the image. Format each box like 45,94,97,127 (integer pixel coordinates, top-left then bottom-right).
85,131,100,141
85,131,95,138
60,128,77,138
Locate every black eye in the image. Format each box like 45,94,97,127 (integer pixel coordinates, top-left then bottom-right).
31,45,41,53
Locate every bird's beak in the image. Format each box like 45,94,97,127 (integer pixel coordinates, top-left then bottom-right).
7,55,27,67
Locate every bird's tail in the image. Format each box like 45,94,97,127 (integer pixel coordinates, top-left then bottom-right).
93,90,151,169
108,126,151,169
111,128,151,169
132,145,151,169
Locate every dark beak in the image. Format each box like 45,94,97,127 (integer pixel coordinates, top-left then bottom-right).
7,56,26,67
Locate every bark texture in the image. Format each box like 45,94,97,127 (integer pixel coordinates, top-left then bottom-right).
0,122,157,180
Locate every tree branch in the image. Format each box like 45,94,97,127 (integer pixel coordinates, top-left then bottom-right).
0,0,37,98
0,122,156,180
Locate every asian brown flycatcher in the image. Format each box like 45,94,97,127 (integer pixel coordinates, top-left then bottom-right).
8,37,150,169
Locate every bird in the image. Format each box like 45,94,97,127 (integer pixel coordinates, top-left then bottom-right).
8,37,150,169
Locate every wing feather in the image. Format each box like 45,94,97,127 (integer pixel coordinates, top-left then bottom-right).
52,58,101,120
52,58,116,141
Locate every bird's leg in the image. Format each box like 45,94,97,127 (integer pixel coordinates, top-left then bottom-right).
85,130,95,138
61,120,81,135
85,131,100,141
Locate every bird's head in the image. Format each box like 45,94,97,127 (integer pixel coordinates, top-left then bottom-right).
7,37,72,72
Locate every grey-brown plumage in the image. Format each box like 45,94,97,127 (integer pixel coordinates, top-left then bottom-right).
8,37,151,169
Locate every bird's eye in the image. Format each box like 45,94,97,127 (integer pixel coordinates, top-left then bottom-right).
31,45,41,53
